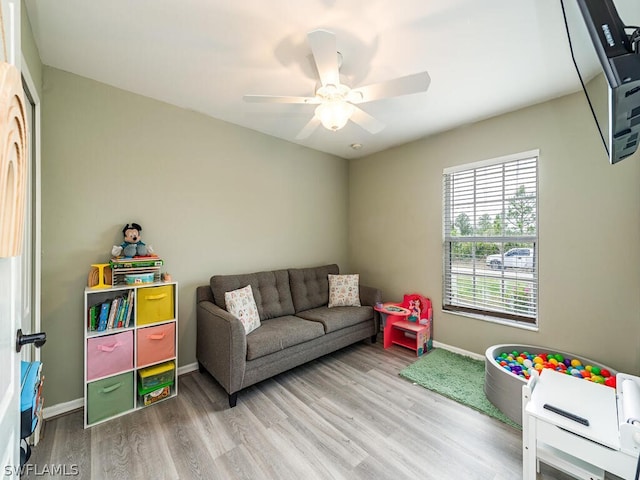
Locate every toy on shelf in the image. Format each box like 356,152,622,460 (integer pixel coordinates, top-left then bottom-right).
108,222,164,285
111,223,154,258
88,263,112,289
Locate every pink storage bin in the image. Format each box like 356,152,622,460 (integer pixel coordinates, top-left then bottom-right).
87,330,134,381
137,323,175,367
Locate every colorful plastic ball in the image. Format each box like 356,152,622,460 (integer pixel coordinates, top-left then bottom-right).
495,351,614,387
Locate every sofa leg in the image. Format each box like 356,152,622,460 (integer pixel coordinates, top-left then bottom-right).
228,392,238,408
371,333,378,343
198,361,206,374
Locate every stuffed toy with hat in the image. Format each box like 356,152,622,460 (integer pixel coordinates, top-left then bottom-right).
111,222,150,258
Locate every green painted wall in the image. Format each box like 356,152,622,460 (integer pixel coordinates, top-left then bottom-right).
349,90,640,375
40,67,349,406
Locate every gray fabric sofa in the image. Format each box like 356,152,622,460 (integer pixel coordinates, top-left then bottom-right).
196,264,381,407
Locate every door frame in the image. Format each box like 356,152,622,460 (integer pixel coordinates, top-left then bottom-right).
19,53,41,361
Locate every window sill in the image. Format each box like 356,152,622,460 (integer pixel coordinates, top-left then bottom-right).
443,309,539,332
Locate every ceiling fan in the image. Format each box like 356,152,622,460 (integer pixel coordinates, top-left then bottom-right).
243,29,431,140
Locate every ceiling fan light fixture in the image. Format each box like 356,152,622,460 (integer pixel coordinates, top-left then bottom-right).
315,99,354,131
316,83,350,100
244,29,429,139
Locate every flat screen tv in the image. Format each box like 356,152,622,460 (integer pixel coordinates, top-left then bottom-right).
571,0,640,164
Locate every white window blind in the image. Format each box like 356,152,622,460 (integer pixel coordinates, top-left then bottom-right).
443,151,538,324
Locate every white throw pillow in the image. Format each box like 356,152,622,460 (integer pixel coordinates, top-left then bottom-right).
328,274,361,307
225,285,261,334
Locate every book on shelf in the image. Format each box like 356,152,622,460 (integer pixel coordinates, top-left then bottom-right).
91,292,136,332
97,302,110,331
88,304,99,331
106,297,120,329
124,290,134,328
115,296,126,328
109,257,163,269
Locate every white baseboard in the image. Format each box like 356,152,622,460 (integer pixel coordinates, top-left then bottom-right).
178,362,198,376
42,362,200,420
42,398,84,420
432,341,485,361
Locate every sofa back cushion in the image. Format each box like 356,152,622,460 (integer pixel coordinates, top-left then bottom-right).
210,269,294,321
288,264,339,312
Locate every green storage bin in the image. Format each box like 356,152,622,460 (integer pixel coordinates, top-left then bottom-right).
138,380,174,406
87,371,134,425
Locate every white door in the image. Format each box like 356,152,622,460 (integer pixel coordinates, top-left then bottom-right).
0,0,24,477
0,257,21,477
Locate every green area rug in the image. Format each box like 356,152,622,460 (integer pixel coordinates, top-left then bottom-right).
399,348,520,429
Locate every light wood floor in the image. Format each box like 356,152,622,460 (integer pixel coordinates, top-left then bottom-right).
25,342,597,480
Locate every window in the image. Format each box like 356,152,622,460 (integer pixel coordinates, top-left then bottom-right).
443,150,538,324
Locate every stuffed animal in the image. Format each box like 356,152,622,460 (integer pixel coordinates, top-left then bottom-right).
111,222,149,258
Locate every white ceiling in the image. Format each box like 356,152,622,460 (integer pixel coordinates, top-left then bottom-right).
23,0,634,159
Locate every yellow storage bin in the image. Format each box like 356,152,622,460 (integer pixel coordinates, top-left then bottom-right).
138,361,175,390
136,285,174,325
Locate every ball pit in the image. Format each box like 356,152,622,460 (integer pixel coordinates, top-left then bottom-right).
484,344,617,426
494,350,615,386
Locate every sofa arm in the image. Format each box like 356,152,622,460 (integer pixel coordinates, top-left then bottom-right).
196,299,247,397
359,284,382,306
359,284,382,333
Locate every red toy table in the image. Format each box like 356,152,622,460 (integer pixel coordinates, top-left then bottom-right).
375,303,430,356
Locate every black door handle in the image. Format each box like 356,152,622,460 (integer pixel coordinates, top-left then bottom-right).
16,329,46,352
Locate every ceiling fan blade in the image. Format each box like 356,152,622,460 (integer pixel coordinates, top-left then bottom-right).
243,95,319,104
350,106,385,134
350,71,431,104
307,29,340,87
295,116,321,140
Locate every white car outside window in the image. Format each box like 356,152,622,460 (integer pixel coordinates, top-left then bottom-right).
486,248,533,269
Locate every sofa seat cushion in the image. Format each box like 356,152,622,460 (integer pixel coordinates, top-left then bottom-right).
246,316,325,361
295,306,373,334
